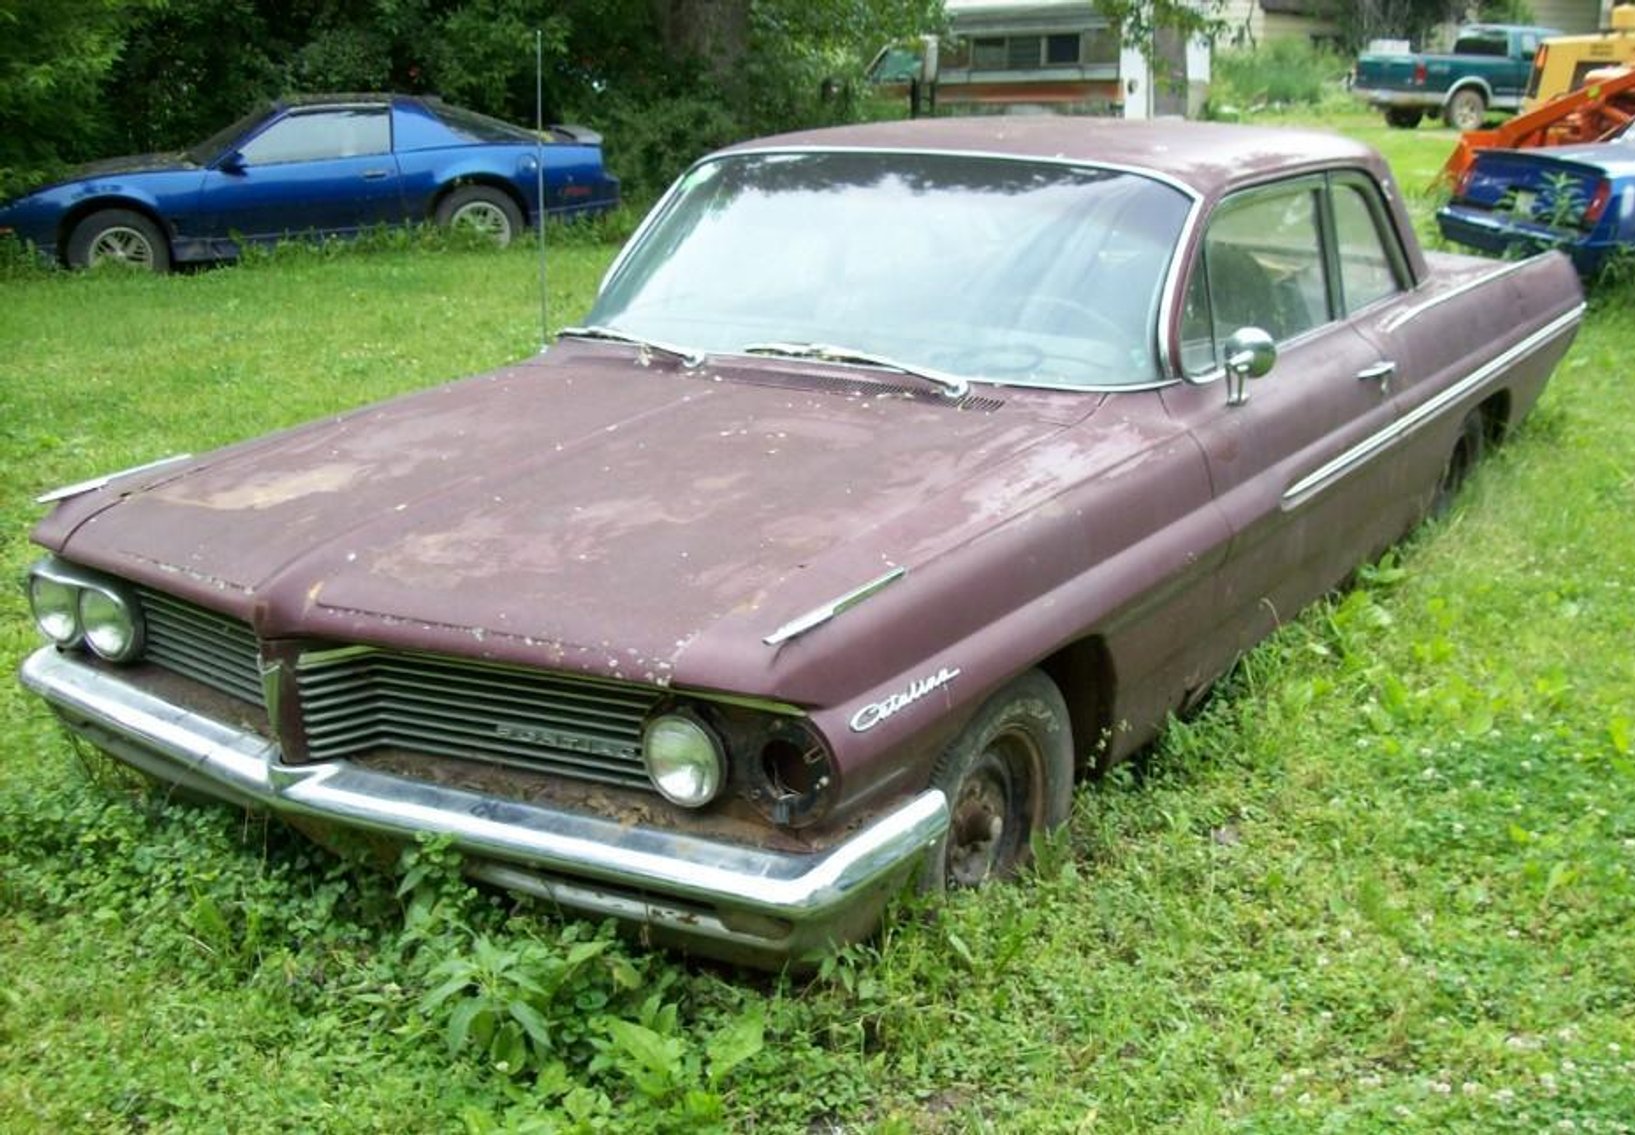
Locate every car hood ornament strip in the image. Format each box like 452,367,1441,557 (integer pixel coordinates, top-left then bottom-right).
763,566,907,646
36,453,193,504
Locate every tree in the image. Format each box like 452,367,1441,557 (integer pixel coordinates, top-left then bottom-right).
1092,0,1231,61
1324,0,1466,52
0,0,150,194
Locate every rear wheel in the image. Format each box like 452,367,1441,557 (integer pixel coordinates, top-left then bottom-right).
1444,88,1487,131
435,185,523,247
66,209,171,272
921,670,1074,892
1385,108,1424,129
1431,409,1486,518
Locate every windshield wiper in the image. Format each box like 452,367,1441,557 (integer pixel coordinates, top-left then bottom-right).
740,341,970,399
556,324,706,369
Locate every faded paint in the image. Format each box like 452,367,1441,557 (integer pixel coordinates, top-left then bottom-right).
28,118,1585,836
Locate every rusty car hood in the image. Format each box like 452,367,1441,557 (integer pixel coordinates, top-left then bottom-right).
37,344,1141,696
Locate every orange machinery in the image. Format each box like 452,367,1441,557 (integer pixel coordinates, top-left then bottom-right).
1440,64,1635,187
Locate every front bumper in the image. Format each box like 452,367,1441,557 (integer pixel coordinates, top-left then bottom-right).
20,645,948,967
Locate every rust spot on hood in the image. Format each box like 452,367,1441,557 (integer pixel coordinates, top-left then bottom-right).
163,462,368,511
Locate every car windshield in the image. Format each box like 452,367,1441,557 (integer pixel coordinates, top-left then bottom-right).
188,103,276,165
586,151,1192,390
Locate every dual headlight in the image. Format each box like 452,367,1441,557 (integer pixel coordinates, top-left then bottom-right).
27,559,144,662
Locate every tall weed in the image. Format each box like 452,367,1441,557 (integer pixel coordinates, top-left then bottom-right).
1209,39,1354,116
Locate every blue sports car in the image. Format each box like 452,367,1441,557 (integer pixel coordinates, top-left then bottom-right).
0,94,619,271
1437,125,1635,278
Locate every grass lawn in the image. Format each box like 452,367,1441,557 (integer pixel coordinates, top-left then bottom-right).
2,117,1632,1133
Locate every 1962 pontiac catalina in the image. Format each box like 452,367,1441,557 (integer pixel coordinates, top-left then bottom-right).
19,118,1584,967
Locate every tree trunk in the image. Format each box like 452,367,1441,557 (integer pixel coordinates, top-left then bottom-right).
650,0,750,79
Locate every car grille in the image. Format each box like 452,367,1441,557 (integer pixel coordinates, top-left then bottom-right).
295,649,660,791
130,590,662,792
136,588,263,703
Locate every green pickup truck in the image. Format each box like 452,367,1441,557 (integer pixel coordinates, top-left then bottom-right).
1353,24,1562,130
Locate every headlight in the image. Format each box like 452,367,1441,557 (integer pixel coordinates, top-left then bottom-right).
79,585,143,661
27,558,144,661
642,712,726,807
28,573,82,646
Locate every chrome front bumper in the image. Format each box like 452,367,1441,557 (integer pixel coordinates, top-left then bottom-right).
20,646,949,967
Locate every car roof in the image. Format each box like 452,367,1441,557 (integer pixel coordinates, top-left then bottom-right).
277,92,401,107
717,117,1388,200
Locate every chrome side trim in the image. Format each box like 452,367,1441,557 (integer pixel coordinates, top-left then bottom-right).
1382,257,1535,333
36,453,192,504
20,646,947,956
763,566,907,646
1283,303,1584,506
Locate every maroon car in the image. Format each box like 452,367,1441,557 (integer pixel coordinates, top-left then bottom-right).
20,119,1584,966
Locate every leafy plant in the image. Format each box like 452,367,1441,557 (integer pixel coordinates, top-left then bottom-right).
1208,38,1353,117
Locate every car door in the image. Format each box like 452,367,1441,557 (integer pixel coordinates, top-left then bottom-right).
194,106,405,244
1161,173,1414,658
1498,30,1542,103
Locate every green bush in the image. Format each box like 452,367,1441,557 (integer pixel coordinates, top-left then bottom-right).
1208,39,1353,116
585,92,745,206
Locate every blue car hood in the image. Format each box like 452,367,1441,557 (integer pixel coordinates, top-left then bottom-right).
71,151,198,178
9,152,200,199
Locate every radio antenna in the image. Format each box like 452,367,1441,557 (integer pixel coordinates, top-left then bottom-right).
535,28,550,351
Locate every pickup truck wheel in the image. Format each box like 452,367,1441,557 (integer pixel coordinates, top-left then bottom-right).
923,670,1074,892
66,208,171,272
1444,89,1487,131
435,185,523,247
1385,108,1424,129
1432,409,1486,518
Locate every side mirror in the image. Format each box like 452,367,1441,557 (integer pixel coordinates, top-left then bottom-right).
217,151,247,175
1223,326,1276,406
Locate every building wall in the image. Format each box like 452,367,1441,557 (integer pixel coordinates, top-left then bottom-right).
1540,0,1605,34
1221,1,1605,46
940,0,1212,118
1528,0,1605,34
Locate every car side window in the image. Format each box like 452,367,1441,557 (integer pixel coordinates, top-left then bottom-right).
1332,181,1405,313
1178,183,1328,376
239,109,390,165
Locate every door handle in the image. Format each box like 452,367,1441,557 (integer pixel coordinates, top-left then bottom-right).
1356,360,1396,391
361,169,390,181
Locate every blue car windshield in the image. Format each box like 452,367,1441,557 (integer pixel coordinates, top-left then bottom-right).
586,150,1191,389
188,104,274,165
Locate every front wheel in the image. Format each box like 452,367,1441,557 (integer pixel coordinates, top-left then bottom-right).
922,670,1075,892
1385,108,1424,129
1444,88,1487,131
435,185,524,247
66,209,171,272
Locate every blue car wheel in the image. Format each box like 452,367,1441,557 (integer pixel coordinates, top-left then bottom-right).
67,209,172,273
435,185,523,247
